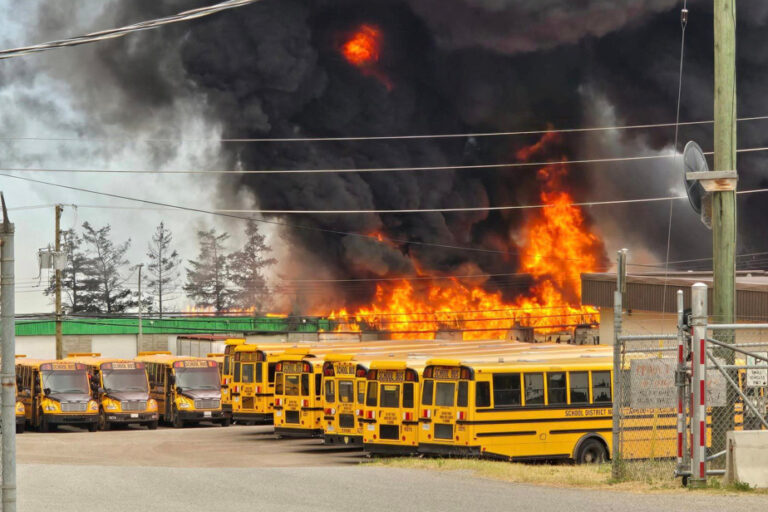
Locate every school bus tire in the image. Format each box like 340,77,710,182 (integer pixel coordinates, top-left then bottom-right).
220,416,232,427
16,422,24,434
38,410,50,433
98,411,110,431
575,436,608,464
87,422,98,432
171,407,184,429
147,420,158,430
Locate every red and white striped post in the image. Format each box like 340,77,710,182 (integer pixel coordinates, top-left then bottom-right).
690,282,708,486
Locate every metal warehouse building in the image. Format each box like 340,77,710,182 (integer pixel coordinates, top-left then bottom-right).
581,271,768,345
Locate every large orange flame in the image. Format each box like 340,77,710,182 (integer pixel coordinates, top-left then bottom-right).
325,133,602,340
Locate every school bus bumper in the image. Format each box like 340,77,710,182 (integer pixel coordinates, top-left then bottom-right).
363,442,419,456
418,443,482,457
324,434,363,446
45,413,98,425
176,410,225,421
233,412,273,424
275,426,324,438
105,412,159,423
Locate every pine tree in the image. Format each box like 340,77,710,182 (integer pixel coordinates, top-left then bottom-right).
146,222,181,317
229,220,277,311
80,222,134,313
44,229,90,313
184,228,233,312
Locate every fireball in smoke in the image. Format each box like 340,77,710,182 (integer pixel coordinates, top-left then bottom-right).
342,24,381,66
340,24,392,90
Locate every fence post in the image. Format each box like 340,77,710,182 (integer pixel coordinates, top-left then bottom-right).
611,249,626,479
690,282,708,487
675,289,687,476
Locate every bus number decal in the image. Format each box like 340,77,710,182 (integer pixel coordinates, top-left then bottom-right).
433,367,460,380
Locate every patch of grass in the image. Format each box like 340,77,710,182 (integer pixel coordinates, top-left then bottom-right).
369,457,768,494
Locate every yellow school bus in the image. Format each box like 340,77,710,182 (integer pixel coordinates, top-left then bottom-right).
136,352,226,428
273,351,324,437
221,339,247,422
321,354,370,446
231,345,279,424
417,357,616,462
9,355,27,433
362,360,427,455
15,359,99,432
66,353,159,430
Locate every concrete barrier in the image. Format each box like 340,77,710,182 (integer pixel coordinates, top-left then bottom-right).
724,430,768,488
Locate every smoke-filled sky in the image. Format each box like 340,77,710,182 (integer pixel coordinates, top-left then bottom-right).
2,0,768,314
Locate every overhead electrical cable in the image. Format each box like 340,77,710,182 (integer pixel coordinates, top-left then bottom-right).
0,0,263,60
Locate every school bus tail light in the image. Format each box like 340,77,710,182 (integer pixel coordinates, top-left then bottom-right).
365,410,374,420
457,411,466,420
422,409,431,419
403,411,413,421
275,398,283,406
301,399,309,407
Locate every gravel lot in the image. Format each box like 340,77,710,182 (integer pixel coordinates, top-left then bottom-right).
15,424,768,512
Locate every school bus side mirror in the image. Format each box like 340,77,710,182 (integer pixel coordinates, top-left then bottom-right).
43,387,51,396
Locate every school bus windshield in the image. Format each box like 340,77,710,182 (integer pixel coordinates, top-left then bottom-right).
41,370,89,394
102,370,148,392
175,368,220,390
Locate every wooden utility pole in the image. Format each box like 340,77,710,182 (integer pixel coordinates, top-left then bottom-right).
712,0,737,451
54,204,63,359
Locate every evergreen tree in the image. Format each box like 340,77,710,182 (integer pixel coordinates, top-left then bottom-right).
44,229,90,313
184,228,233,312
146,222,181,317
80,222,134,313
229,220,276,311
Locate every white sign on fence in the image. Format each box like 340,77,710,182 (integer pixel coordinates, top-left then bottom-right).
746,352,768,388
629,358,727,408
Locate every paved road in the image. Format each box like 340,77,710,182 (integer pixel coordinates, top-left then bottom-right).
15,425,768,512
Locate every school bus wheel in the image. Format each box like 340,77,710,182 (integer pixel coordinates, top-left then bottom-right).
38,410,50,433
575,437,608,464
98,410,110,431
171,407,184,429
147,420,158,430
87,422,98,432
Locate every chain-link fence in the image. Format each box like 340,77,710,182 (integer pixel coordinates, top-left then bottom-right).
612,333,681,482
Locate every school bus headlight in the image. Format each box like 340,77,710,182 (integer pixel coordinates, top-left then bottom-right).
42,399,59,412
177,397,193,409
148,399,158,411
105,401,119,411
15,402,24,415
88,401,99,412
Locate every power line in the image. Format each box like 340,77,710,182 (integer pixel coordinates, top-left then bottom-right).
0,0,262,61
3,115,768,144
2,145,766,176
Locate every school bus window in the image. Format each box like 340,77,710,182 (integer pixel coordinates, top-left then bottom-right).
475,381,491,407
325,380,335,403
547,372,567,405
339,381,354,403
242,364,254,384
403,382,414,409
298,374,309,396
524,373,545,406
315,374,322,397
381,384,399,408
366,382,378,407
357,381,365,404
234,362,241,383
223,357,230,375
285,375,300,396
421,379,434,406
256,362,263,383
457,381,468,407
569,372,589,404
275,373,284,395
435,382,455,407
493,373,521,407
592,371,611,403
267,363,276,384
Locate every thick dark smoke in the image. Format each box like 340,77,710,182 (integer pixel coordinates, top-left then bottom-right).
24,0,768,310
